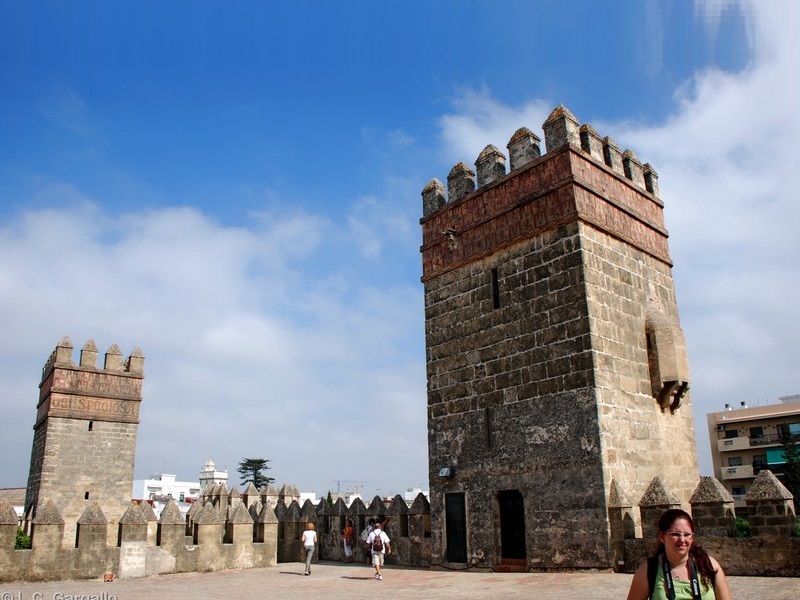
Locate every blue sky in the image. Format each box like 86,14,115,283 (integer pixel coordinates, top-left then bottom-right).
1,1,797,501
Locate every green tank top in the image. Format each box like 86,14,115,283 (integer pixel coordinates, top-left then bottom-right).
651,563,716,600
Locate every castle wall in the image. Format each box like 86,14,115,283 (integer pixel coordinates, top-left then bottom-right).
1,477,795,582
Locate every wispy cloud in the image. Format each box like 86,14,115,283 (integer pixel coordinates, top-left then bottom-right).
438,88,553,166
0,191,427,494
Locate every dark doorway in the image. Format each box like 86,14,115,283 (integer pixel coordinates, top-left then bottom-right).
498,489,526,560
444,492,468,563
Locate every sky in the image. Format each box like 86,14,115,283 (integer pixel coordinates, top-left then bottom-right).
1,0,798,502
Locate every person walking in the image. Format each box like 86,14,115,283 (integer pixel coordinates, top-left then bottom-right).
626,508,732,600
366,520,391,581
300,521,317,576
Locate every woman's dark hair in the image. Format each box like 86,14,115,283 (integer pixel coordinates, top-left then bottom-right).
652,509,716,589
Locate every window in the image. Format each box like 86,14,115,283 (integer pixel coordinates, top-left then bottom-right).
728,457,743,467
399,514,409,537
749,426,764,439
725,430,739,439
731,485,746,496
491,268,500,309
778,422,800,441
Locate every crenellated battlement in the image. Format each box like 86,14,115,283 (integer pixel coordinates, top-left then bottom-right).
419,104,670,284
2,474,795,581
422,104,659,220
41,337,145,383
612,470,798,577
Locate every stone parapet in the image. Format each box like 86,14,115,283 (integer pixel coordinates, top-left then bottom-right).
689,476,735,537
616,472,798,576
743,470,796,537
0,495,278,583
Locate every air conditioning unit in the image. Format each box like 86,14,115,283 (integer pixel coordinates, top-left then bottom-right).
716,424,725,431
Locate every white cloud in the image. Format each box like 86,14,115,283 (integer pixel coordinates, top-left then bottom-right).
439,88,553,167
0,191,427,498
344,194,413,260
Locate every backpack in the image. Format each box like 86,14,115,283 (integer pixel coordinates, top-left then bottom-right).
371,531,384,552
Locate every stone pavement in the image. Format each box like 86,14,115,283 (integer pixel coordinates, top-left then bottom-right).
1,562,798,599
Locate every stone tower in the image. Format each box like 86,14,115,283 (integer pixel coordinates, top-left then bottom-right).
25,337,144,546
420,106,697,570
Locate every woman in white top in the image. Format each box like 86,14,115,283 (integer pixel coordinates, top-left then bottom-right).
300,521,317,575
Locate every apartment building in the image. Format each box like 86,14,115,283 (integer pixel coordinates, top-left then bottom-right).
707,395,800,506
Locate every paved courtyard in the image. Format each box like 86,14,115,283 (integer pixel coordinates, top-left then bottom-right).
1,561,798,600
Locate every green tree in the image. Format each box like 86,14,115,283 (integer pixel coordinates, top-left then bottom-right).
15,527,31,549
237,457,275,489
327,490,334,506
779,423,800,511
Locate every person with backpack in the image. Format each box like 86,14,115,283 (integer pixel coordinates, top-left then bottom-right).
365,520,391,581
626,508,732,600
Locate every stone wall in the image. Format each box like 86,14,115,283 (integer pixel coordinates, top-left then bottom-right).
2,475,794,581
0,496,277,582
582,222,699,514
0,488,430,582
311,494,432,568
617,471,799,577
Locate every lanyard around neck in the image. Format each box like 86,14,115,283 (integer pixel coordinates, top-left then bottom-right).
661,553,702,600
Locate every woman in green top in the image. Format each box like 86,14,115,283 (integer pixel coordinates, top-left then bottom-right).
627,509,732,600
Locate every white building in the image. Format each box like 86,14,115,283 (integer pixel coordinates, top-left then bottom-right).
132,473,202,503
404,486,429,504
198,459,228,490
299,491,318,505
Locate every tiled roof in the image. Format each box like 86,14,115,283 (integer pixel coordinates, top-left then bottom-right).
0,488,26,504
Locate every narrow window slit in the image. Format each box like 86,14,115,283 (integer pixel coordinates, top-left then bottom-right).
491,268,500,309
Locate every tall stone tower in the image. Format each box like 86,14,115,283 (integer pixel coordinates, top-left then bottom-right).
25,337,144,546
420,106,697,570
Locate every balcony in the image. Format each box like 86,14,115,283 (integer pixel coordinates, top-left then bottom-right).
721,464,754,480
717,437,750,452
749,433,781,447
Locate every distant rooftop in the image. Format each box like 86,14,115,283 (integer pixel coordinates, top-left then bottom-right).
0,487,25,504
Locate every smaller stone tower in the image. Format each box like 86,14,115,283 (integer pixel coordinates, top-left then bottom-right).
25,337,145,546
